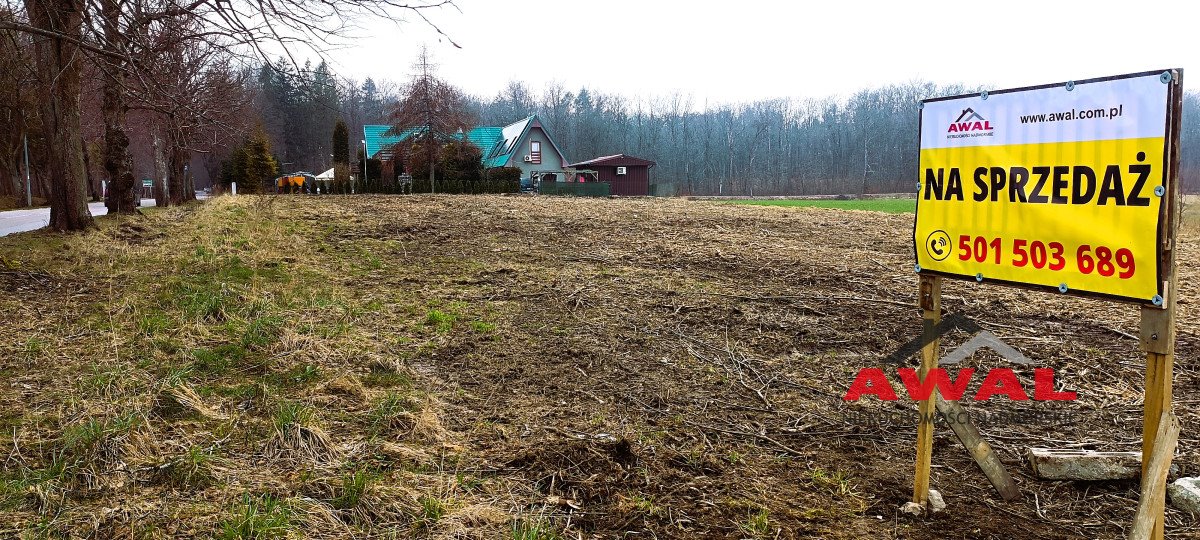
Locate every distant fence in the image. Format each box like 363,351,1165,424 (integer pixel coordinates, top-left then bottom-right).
539,182,611,197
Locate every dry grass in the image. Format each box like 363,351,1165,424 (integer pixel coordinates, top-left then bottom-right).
0,194,1197,539
1184,194,1199,234
0,198,465,538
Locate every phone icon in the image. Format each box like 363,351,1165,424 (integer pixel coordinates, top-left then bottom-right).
925,231,952,261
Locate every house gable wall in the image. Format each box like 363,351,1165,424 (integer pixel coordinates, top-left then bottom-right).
510,126,566,180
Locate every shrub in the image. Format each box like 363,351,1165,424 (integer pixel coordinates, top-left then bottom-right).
484,167,521,193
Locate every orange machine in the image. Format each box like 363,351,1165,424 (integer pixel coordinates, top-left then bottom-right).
276,174,309,193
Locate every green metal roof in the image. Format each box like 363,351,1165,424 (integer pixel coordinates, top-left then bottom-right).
482,154,509,168
363,125,505,162
465,127,503,154
363,125,420,159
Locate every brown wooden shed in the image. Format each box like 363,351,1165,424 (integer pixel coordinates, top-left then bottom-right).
568,154,656,196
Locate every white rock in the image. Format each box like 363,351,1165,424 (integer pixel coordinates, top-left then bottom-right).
900,501,924,517
1168,477,1200,514
928,489,947,513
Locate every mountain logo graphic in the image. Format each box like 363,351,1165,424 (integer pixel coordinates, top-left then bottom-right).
948,108,994,133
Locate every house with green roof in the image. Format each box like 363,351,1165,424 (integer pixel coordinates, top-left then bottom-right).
363,115,570,188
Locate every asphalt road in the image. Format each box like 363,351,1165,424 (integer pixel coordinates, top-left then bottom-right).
0,199,157,237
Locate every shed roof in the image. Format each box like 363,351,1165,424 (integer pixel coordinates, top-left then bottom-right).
569,154,657,168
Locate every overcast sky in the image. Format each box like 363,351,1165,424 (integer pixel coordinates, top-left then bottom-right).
328,0,1193,105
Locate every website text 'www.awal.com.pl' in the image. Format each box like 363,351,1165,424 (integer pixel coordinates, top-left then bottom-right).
1019,104,1124,124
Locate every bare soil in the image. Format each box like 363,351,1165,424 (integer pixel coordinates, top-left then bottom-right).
0,194,1197,539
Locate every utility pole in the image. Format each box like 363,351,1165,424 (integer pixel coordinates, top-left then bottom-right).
359,141,369,194
22,134,31,207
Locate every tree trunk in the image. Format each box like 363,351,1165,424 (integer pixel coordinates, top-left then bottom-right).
427,131,436,194
183,160,195,200
82,135,100,201
152,133,169,206
167,125,191,205
0,148,18,202
25,0,93,231
101,0,138,214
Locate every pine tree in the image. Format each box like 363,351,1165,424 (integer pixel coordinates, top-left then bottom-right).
242,128,280,193
220,126,279,194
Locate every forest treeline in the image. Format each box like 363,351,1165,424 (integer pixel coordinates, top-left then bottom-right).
257,73,1200,196
5,52,1199,208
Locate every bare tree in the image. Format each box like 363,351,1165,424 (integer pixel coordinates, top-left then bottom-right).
0,10,40,206
99,0,136,212
18,0,93,230
129,14,251,205
388,46,474,193
1,0,458,229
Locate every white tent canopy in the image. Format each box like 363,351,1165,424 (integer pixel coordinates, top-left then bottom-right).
316,168,335,180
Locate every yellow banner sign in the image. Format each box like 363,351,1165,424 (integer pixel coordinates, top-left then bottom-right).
914,71,1180,304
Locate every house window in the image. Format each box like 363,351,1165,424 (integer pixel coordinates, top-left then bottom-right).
530,141,542,164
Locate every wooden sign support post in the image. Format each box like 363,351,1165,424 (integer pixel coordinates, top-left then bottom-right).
1137,300,1176,540
913,274,941,505
1132,71,1183,540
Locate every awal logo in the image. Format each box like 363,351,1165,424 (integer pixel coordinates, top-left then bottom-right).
947,108,994,134
843,313,1076,402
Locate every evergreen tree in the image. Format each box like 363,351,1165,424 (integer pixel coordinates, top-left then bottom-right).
242,128,280,193
332,119,350,193
332,120,350,165
219,126,279,193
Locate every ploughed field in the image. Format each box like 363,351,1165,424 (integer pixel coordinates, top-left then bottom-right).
0,194,1197,539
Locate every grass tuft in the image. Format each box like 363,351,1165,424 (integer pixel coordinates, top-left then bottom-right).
369,391,419,435
739,507,772,538
331,469,374,510
424,309,457,333
287,364,321,385
469,320,496,333
217,494,292,540
809,468,856,498
511,518,562,540
191,345,242,376
136,311,173,336
273,400,315,432
166,280,228,321
165,445,217,489
415,495,446,529
363,361,412,389
0,472,32,511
